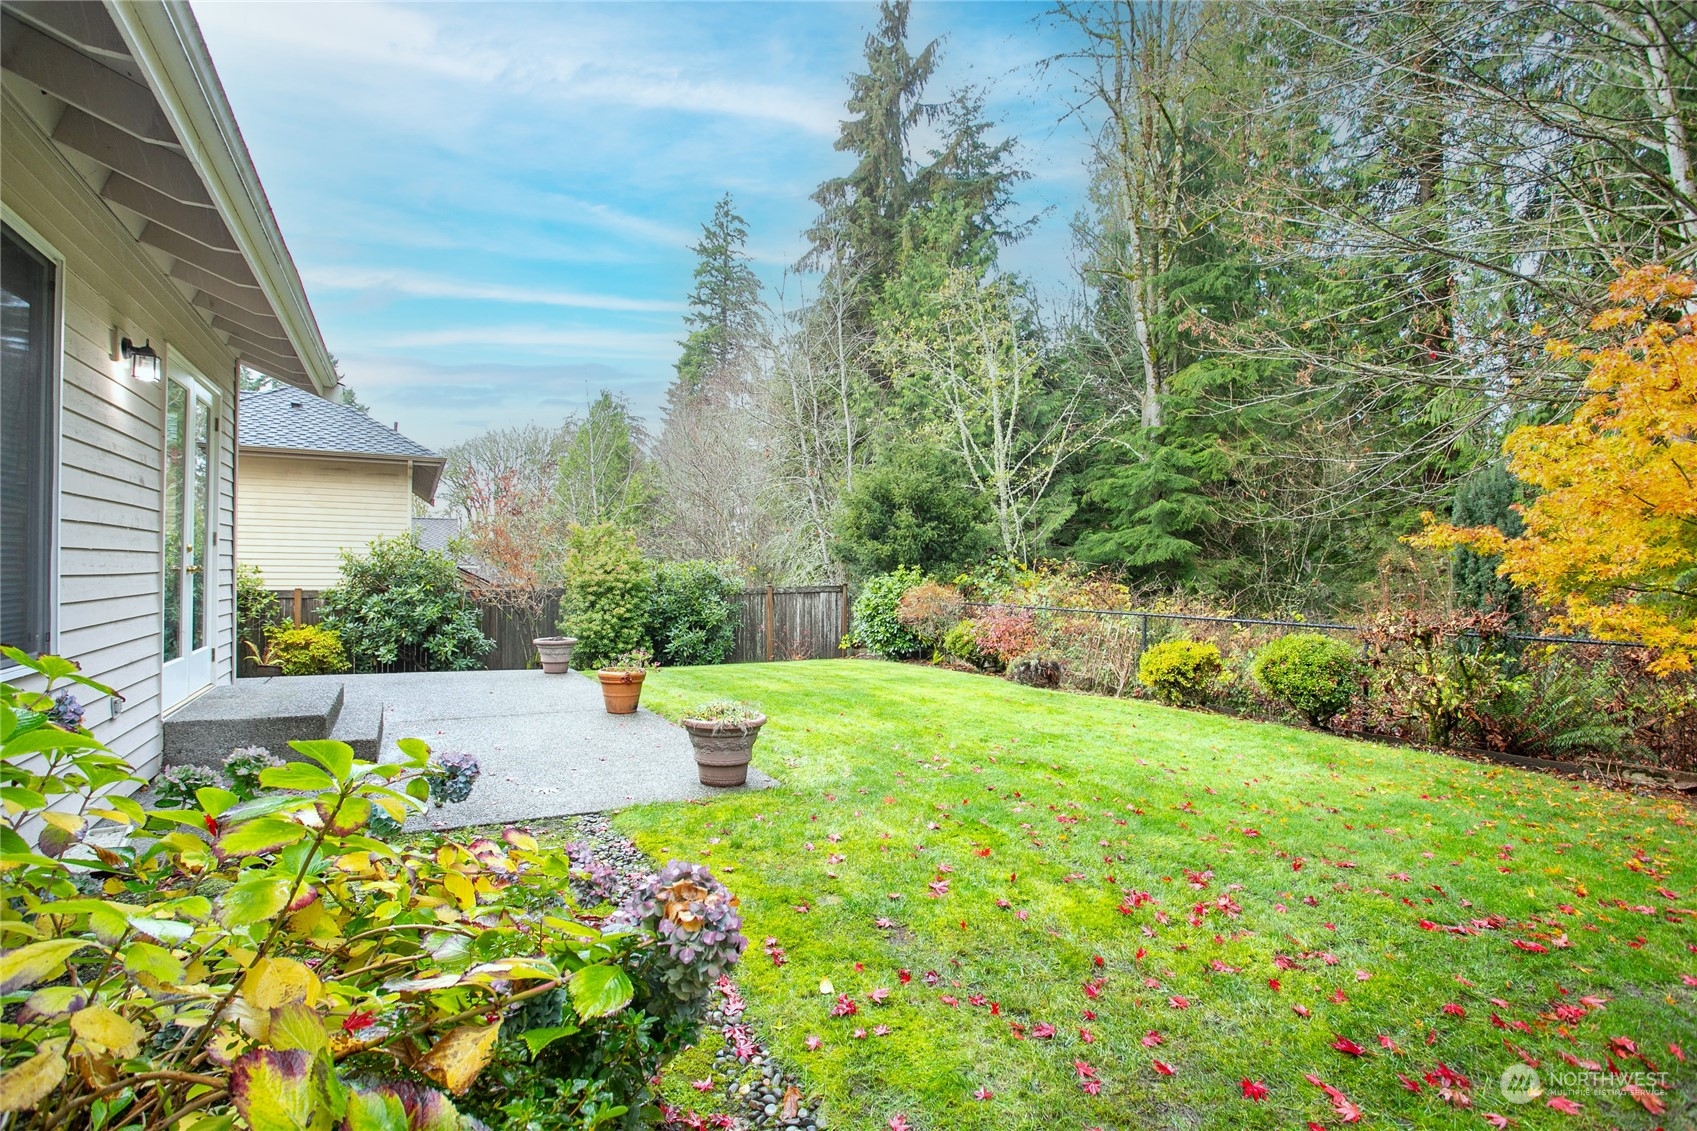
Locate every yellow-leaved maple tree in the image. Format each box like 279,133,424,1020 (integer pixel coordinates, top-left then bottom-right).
1416,265,1697,673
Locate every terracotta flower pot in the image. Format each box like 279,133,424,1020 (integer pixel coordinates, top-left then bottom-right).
534,636,578,674
598,669,646,714
682,714,765,787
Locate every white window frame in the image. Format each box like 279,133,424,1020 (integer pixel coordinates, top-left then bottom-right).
0,205,65,681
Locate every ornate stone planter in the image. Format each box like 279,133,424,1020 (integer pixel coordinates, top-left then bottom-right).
534,636,578,674
681,713,765,787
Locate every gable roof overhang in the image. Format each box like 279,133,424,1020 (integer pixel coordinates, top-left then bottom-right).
1,0,336,395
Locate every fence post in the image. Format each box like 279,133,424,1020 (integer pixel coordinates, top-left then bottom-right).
764,586,775,662
293,588,303,626
838,584,849,655
1141,613,1149,654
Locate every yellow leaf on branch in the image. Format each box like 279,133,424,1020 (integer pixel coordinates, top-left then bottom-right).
415,1023,500,1095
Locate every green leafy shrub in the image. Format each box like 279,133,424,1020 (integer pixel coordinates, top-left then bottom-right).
1251,633,1361,726
895,581,965,649
1469,653,1630,758
1138,639,1225,706
320,535,492,671
831,445,990,579
0,647,739,1131
847,567,926,659
648,560,740,666
151,761,222,808
258,622,352,675
941,619,986,666
561,523,653,669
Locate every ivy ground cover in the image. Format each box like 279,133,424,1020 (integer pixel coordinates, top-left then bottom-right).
620,660,1696,1130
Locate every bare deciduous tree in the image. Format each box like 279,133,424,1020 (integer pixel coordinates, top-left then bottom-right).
882,268,1118,561
758,257,875,579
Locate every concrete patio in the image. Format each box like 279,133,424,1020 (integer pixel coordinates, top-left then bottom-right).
162,669,775,829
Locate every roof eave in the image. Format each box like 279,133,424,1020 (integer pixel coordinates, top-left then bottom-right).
240,444,446,469
104,0,337,397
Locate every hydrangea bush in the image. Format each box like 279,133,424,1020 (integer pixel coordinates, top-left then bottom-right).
223,743,285,799
426,750,481,805
0,648,737,1131
616,861,748,1006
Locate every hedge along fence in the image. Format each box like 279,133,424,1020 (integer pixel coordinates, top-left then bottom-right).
960,601,1695,775
250,586,845,673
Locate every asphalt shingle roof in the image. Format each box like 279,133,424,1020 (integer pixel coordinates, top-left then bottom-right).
239,388,440,460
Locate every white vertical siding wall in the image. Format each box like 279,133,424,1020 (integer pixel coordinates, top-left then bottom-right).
3,92,242,779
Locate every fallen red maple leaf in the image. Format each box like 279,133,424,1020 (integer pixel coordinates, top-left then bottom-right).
1240,1080,1268,1101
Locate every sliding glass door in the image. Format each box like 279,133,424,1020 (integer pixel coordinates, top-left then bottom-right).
162,367,216,708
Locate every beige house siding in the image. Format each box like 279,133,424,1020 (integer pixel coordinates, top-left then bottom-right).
237,453,414,590
3,89,241,779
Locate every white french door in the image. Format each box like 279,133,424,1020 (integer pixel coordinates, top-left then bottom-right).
162,367,217,709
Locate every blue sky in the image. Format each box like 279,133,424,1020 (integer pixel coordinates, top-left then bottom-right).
194,1,1096,450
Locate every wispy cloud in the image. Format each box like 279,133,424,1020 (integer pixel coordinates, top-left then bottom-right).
304,266,683,313
196,1,1091,443
379,325,679,355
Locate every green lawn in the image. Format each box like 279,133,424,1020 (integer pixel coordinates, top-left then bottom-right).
617,660,1696,1130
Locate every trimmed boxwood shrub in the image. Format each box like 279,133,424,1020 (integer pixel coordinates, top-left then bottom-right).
941,619,987,666
648,560,740,666
1138,639,1224,706
848,567,926,659
1251,632,1361,726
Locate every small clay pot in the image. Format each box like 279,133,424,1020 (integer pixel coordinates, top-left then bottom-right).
681,714,765,787
598,669,646,714
534,636,578,674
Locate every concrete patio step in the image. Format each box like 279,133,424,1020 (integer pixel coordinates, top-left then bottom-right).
329,697,384,762
162,679,345,768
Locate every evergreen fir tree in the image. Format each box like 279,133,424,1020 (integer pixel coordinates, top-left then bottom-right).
801,0,941,286
1450,464,1526,621
673,194,762,405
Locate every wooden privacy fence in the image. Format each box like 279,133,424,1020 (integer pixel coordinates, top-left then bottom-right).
732,585,849,663
257,585,845,672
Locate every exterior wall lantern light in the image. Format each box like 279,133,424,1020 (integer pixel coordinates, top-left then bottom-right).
121,337,161,381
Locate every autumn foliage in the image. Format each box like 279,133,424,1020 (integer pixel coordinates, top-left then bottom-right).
1418,266,1697,673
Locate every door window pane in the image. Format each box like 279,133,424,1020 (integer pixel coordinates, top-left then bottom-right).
191,394,210,650
1,225,56,656
164,381,186,663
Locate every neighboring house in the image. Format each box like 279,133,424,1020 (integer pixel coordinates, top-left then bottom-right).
1,1,340,776
412,514,500,585
237,389,444,590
